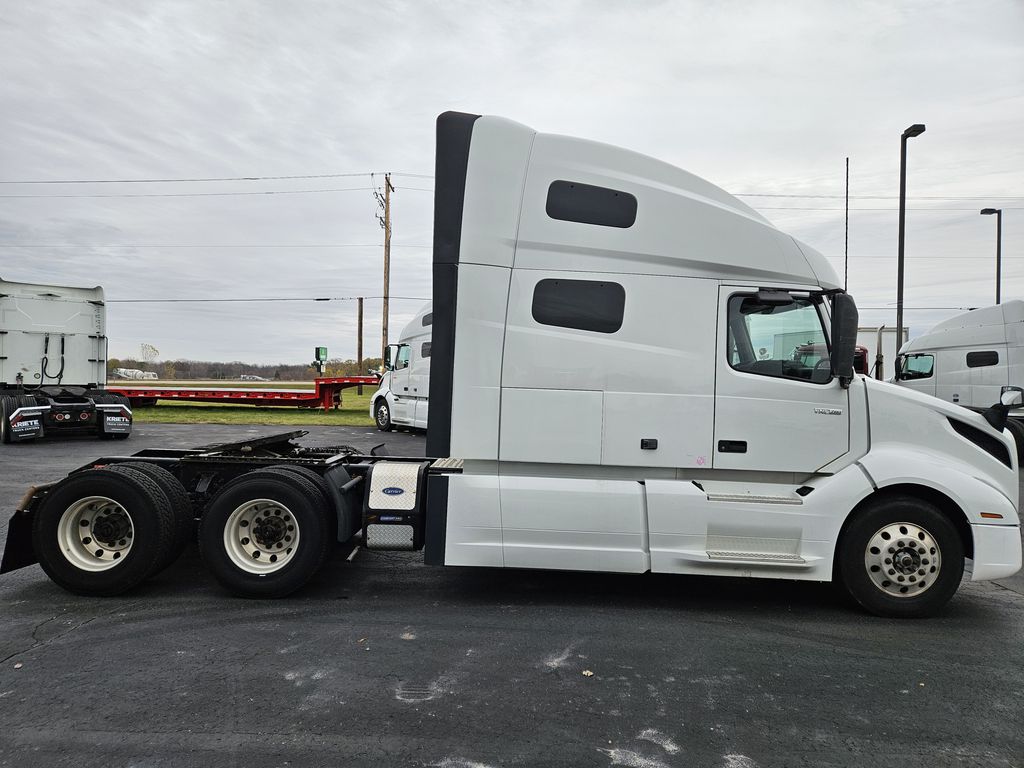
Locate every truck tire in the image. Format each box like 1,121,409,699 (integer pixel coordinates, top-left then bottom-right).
837,495,963,618
0,396,13,444
198,470,331,598
257,465,338,557
101,462,194,572
31,467,178,596
374,398,392,432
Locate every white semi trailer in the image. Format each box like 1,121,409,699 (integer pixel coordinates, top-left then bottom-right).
0,278,132,443
1,113,1019,618
371,303,432,431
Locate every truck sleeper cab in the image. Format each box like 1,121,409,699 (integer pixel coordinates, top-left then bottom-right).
0,278,132,443
426,112,1021,618
895,300,1024,419
371,303,432,431
1,113,1019,618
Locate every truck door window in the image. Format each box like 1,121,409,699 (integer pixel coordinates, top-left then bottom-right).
727,295,831,384
897,354,934,380
396,345,411,369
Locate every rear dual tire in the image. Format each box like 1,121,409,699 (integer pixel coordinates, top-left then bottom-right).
1,395,40,443
198,468,332,598
32,468,178,596
31,464,194,596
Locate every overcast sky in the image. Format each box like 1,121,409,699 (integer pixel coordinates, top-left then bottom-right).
2,0,1022,365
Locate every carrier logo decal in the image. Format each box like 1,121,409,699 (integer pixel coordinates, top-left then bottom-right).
813,407,843,416
382,487,405,496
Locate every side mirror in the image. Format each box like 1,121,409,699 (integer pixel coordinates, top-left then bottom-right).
383,345,395,371
1001,386,1023,408
830,293,859,387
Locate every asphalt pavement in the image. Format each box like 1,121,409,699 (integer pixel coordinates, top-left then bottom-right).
1,424,1022,767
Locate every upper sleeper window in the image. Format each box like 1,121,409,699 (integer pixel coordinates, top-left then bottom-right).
422,312,433,327
546,181,637,228
532,279,625,334
966,351,999,368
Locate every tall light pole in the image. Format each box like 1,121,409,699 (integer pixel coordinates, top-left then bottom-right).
896,123,926,361
981,208,1003,304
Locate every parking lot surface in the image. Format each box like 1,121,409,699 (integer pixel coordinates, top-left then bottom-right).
1,424,1022,767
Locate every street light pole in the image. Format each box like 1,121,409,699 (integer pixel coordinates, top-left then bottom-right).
896,123,926,362
981,208,1003,304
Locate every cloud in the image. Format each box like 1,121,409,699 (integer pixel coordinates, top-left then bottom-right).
1,0,1021,362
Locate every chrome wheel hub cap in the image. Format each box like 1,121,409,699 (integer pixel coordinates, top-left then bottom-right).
864,522,941,597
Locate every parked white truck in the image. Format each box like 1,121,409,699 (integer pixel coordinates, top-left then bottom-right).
895,301,1024,413
0,278,132,443
1,113,1019,617
371,303,432,431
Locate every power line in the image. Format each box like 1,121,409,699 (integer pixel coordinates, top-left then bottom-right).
0,186,375,199
761,206,1024,212
738,193,1024,200
0,171,433,184
0,243,432,249
107,295,429,304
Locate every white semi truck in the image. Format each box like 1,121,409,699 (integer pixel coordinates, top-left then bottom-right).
1,113,1020,617
895,301,1024,413
371,303,432,431
0,278,132,443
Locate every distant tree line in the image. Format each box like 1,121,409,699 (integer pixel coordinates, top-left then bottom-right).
107,357,383,381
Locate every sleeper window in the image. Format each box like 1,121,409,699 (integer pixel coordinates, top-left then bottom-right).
532,278,625,334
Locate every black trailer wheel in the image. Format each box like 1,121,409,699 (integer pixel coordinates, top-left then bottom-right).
0,396,13,444
198,470,331,598
375,398,392,431
102,462,194,572
31,467,178,596
837,495,964,618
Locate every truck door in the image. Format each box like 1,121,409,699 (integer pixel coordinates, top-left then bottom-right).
714,288,849,473
895,353,936,397
390,344,413,423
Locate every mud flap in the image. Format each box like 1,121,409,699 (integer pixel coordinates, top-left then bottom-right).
1,510,38,573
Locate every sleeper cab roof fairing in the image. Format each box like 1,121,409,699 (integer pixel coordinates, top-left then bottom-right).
452,113,841,291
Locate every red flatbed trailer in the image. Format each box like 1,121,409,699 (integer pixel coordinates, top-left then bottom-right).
108,376,380,410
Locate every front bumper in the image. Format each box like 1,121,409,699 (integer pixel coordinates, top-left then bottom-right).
970,523,1023,581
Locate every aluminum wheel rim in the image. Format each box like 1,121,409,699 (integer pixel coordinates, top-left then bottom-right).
58,496,134,571
864,522,941,597
223,498,299,574
377,404,389,426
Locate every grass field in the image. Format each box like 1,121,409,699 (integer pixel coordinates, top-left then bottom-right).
132,391,376,426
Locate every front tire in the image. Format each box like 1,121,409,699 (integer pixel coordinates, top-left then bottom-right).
837,495,964,618
375,398,392,432
198,470,330,598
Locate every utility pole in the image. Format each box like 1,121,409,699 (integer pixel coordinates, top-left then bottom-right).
376,173,395,363
357,296,364,395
